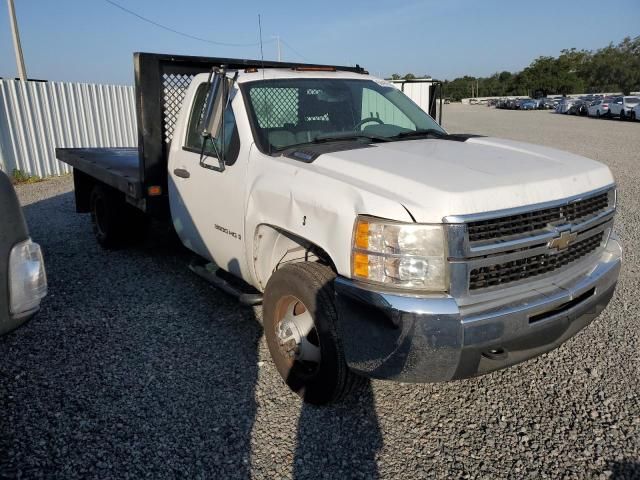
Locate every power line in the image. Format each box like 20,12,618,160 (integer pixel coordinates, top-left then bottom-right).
279,38,310,62
271,35,281,62
104,0,271,48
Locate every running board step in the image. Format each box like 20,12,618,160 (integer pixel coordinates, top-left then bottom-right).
189,261,263,306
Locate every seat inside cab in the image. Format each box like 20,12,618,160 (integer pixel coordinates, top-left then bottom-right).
267,90,356,149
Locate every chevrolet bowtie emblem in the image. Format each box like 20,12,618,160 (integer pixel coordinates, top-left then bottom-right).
548,230,577,252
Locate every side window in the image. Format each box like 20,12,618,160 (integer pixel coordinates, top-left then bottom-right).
361,88,415,130
185,83,239,163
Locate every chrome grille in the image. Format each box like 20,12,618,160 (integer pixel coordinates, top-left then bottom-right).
467,191,610,244
468,231,604,290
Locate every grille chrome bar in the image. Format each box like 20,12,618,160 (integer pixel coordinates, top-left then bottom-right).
467,191,610,245
465,208,614,257
469,232,604,290
460,219,611,269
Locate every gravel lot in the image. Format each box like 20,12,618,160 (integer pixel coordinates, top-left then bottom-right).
1,105,639,479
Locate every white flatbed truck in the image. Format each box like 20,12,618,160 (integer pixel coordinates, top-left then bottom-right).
57,53,621,405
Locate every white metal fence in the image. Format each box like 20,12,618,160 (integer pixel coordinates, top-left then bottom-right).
0,79,137,178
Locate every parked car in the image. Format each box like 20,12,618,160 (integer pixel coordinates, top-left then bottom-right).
567,102,580,115
556,98,576,114
587,99,611,118
56,52,621,405
538,98,556,109
520,99,538,110
568,100,589,116
0,170,47,335
608,96,640,120
631,103,640,121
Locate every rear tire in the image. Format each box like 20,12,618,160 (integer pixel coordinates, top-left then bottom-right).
263,262,364,405
620,109,626,120
90,185,147,249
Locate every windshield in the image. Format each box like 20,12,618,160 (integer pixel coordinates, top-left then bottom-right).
625,96,640,103
241,78,445,152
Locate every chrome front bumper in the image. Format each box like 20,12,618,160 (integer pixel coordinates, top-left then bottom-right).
334,236,622,383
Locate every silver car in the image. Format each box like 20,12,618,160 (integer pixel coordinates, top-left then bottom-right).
555,98,576,114
0,171,47,335
608,96,640,120
587,99,611,118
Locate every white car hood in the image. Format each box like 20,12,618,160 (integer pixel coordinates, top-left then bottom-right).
311,137,614,223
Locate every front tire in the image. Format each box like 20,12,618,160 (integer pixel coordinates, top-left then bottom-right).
263,262,363,405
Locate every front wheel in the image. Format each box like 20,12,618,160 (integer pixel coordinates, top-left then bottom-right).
263,262,364,405
620,109,626,120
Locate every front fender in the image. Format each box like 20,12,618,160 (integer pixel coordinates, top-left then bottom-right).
244,156,412,287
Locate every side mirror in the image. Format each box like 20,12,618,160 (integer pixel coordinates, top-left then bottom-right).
198,68,238,171
200,70,227,142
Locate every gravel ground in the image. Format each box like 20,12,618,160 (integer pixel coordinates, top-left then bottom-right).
1,106,639,479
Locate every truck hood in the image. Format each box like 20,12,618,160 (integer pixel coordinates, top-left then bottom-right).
311,137,614,223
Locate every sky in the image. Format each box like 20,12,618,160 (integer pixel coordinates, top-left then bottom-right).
1,0,639,85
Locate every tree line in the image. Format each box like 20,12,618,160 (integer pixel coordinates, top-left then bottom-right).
390,36,640,101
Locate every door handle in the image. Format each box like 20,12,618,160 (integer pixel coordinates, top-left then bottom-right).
173,168,190,179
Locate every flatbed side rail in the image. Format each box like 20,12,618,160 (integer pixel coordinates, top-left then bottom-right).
55,147,141,197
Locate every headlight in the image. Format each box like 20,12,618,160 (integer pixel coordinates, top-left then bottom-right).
351,216,447,291
9,239,47,316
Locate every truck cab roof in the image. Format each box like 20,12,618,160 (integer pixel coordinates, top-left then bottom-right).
231,68,382,84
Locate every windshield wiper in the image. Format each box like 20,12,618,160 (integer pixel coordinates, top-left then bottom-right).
390,128,447,140
273,133,390,153
314,132,390,143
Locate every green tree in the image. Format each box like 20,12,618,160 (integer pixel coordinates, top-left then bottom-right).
581,37,640,94
439,36,640,98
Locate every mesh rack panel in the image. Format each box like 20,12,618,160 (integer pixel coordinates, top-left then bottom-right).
249,87,299,128
468,231,604,291
467,191,610,244
162,73,196,143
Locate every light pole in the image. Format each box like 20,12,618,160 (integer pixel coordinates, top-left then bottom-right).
7,0,27,81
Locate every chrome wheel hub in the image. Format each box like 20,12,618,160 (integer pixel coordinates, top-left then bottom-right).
276,298,321,365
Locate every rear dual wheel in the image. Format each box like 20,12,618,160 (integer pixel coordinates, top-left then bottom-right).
90,185,148,249
263,262,364,405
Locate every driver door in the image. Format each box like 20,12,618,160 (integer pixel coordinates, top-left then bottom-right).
168,82,248,277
